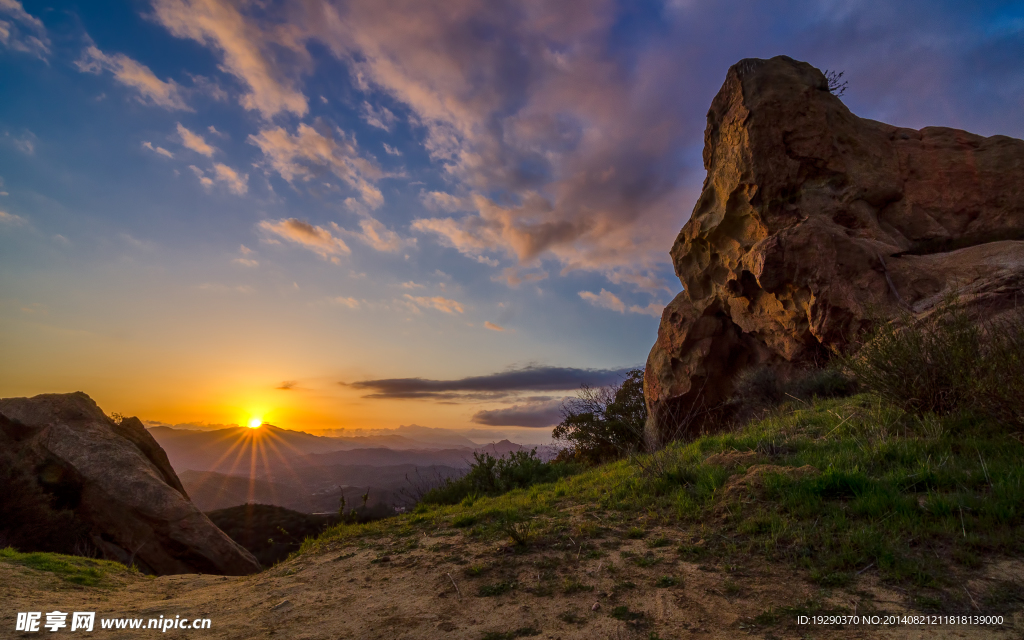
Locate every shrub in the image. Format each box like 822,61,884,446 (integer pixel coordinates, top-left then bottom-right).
727,365,856,422
420,450,577,505
553,368,647,463
843,299,1024,426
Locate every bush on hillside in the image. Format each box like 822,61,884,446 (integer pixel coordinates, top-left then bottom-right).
552,368,647,463
420,450,577,505
843,299,1024,426
726,365,857,422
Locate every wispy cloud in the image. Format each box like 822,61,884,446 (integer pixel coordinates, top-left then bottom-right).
188,165,214,189
579,289,624,313
346,365,632,400
484,321,505,332
0,210,27,225
76,45,190,110
151,0,308,118
258,217,350,263
0,0,50,59
382,143,402,156
142,141,174,158
330,296,360,308
627,302,664,317
402,294,463,314
249,123,384,208
211,162,247,195
493,267,548,288
360,100,396,131
177,123,215,156
342,217,413,253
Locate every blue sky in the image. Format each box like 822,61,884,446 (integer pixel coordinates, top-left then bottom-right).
1,0,1022,440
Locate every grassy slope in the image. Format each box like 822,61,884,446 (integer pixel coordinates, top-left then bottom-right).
302,393,1024,615
0,548,136,587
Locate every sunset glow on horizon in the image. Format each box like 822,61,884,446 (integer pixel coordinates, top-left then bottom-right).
2,1,1022,442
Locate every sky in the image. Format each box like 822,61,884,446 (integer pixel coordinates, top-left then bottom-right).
1,0,1022,442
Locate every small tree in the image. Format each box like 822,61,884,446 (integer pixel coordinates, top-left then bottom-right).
824,69,848,97
553,368,646,463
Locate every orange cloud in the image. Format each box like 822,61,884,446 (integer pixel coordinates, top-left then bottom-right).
249,124,383,208
177,123,216,156
151,0,307,118
76,45,189,110
258,218,350,263
578,289,625,313
402,294,464,314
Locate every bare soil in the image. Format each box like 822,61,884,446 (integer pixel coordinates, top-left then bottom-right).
3,527,1021,639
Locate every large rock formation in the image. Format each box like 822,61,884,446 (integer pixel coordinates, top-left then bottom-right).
0,392,261,576
645,56,1024,441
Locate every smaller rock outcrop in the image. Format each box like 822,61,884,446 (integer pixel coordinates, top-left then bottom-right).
0,392,260,576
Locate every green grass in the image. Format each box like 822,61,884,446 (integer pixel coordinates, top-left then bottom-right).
0,548,132,586
298,393,1023,607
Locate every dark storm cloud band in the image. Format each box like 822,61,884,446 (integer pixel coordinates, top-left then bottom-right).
470,401,565,428
345,366,634,400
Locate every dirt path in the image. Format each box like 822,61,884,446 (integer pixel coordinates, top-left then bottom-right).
3,531,1020,639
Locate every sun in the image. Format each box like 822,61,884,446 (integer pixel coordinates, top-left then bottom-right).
247,418,263,429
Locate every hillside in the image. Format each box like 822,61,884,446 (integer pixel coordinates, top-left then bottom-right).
4,393,1022,638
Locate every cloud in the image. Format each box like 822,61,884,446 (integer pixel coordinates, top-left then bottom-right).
0,0,49,59
402,294,463,314
177,123,216,156
399,281,423,289
628,302,664,317
493,267,548,288
346,365,633,400
340,217,413,253
188,165,214,189
277,380,297,390
330,296,360,308
233,257,258,267
0,210,27,225
579,289,625,313
294,1,695,283
258,217,350,263
382,143,402,156
5,130,36,155
75,45,190,110
360,101,397,131
188,162,247,194
419,190,467,213
249,123,384,208
142,141,174,158
151,0,308,118
471,398,564,428
212,162,248,194
484,321,505,332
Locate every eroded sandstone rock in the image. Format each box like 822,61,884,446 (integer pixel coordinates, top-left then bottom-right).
0,392,261,575
645,56,1024,442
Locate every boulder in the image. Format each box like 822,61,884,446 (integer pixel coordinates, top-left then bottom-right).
0,392,261,576
645,55,1024,442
